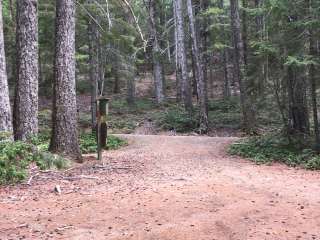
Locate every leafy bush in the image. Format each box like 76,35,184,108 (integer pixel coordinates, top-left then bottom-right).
229,133,320,170
156,105,198,132
30,131,50,151
0,131,127,184
305,156,320,170
0,140,69,184
107,135,128,150
79,133,97,154
0,141,35,184
0,131,13,141
80,133,127,154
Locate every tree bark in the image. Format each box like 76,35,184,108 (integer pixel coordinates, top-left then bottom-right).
287,66,309,135
173,1,182,101
0,0,13,136
199,0,209,94
14,0,38,140
174,0,193,113
124,4,136,106
285,9,310,137
187,0,208,132
113,64,121,94
230,0,256,133
241,0,248,66
308,0,320,150
50,0,82,161
126,64,136,107
219,0,231,99
148,0,165,104
87,10,100,132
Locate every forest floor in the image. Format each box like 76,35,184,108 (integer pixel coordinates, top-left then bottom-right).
1,134,320,240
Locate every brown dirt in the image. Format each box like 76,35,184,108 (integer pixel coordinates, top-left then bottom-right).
1,135,320,240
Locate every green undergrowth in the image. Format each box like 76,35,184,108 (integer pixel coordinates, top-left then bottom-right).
31,131,127,154
79,133,128,154
0,132,127,184
229,133,320,170
155,105,198,132
208,98,242,130
107,97,243,133
0,140,70,184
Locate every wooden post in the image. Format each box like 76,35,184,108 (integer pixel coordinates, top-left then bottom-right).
96,97,109,160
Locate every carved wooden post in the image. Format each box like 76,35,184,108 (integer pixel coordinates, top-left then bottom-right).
96,97,109,160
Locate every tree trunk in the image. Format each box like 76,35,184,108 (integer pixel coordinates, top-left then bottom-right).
173,1,182,101
14,0,38,140
230,0,256,133
254,0,264,95
0,0,13,136
219,0,231,99
285,9,310,137
199,0,209,95
50,0,82,161
124,5,136,106
126,63,136,106
113,64,120,94
88,17,99,133
223,50,231,99
287,66,309,135
186,0,208,132
308,0,320,150
241,0,248,66
148,0,165,104
175,0,193,113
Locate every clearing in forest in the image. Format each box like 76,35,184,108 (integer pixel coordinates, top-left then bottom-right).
0,135,320,240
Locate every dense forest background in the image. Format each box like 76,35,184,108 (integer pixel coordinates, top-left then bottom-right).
1,0,320,183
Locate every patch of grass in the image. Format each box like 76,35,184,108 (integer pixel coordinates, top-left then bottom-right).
229,133,320,170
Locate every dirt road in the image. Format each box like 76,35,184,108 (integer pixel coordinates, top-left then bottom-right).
1,135,320,240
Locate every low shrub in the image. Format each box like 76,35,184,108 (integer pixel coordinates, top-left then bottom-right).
229,133,320,170
0,131,127,184
108,116,138,133
107,135,128,150
156,105,198,133
0,140,69,184
80,133,128,154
